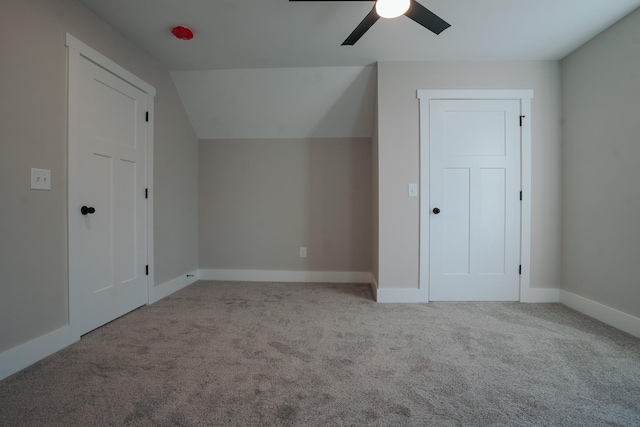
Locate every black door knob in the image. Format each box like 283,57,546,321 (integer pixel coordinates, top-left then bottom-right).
433,207,441,214
81,206,96,215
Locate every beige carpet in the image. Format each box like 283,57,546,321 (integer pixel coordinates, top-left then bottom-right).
1,281,639,426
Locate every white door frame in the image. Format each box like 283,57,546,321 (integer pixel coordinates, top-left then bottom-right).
417,89,533,303
66,34,156,338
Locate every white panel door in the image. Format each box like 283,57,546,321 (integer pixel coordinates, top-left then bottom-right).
69,55,148,335
429,99,521,301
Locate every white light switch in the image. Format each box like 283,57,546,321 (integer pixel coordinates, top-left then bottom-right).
408,183,418,198
300,247,307,258
31,168,51,190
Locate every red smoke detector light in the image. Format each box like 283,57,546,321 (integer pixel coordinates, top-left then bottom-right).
172,25,194,40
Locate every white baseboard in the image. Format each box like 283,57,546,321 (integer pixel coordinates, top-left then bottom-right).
199,269,371,284
0,325,77,381
149,269,200,304
521,287,560,303
560,290,640,339
376,287,424,303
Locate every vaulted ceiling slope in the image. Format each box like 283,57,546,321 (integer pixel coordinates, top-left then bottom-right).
78,0,640,71
171,66,376,139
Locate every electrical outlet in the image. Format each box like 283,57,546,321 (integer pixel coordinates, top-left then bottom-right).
300,247,307,258
31,168,51,190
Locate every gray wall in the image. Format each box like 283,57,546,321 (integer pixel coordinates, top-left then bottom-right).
561,8,640,318
376,61,562,290
199,138,371,272
0,0,198,353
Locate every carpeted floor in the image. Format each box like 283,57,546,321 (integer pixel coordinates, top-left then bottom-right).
1,281,639,426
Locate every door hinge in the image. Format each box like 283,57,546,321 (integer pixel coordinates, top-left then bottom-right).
519,265,522,275
520,191,523,201
145,111,149,122
145,188,148,199
146,265,149,275
519,115,525,127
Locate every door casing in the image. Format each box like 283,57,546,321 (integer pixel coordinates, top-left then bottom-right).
66,34,156,338
417,89,533,303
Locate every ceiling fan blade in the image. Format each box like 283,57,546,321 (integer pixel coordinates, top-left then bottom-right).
404,1,450,35
342,6,379,45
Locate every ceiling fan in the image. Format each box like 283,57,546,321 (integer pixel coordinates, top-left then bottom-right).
289,0,451,45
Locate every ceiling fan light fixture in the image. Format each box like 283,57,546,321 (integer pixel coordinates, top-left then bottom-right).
375,0,410,19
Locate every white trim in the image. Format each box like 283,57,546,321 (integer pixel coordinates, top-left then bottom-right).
376,288,423,303
65,34,155,97
521,287,560,303
149,270,200,304
560,291,640,339
417,90,534,101
145,96,155,299
66,34,156,338
199,269,371,284
519,94,533,304
67,44,82,338
0,326,77,381
416,89,534,303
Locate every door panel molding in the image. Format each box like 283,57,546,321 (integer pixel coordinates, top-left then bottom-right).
66,34,155,338
417,89,533,302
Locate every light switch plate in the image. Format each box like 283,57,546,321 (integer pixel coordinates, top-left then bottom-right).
31,168,51,190
408,183,418,198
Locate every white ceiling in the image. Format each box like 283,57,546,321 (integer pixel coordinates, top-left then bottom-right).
78,0,640,71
